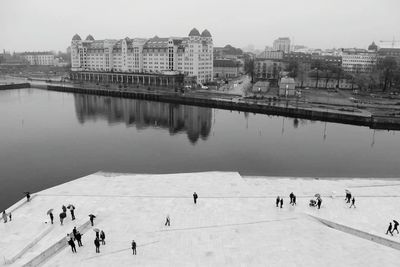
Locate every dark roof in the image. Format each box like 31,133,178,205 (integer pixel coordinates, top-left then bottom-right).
201,29,212,37
85,35,95,41
189,28,201,37
368,41,378,51
72,34,81,41
213,59,239,68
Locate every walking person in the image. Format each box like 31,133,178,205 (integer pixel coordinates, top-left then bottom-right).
89,214,96,226
280,198,283,208
25,192,31,202
193,192,198,204
393,220,400,234
94,238,100,253
131,240,137,255
2,211,7,223
49,212,54,224
75,231,83,247
293,195,297,206
59,212,65,225
165,215,170,226
8,212,12,222
386,222,393,236
62,205,67,213
276,196,280,207
72,227,78,240
68,236,77,253
100,230,106,245
289,192,294,205
317,198,322,209
349,197,356,208
70,207,75,221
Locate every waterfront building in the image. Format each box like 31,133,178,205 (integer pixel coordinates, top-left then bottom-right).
21,52,55,66
70,28,213,85
213,59,240,79
341,48,377,73
273,37,291,53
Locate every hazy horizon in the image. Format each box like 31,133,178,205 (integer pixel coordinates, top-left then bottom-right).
1,0,399,52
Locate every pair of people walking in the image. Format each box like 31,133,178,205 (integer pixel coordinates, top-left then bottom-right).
276,196,283,208
386,220,399,236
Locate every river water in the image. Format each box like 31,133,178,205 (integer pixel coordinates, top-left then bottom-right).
1,88,400,210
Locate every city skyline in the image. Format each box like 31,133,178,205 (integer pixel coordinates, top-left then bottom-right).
1,0,399,52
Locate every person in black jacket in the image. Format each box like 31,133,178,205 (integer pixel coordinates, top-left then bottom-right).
68,237,77,253
280,198,283,208
72,227,78,239
386,222,393,236
193,192,198,204
393,220,399,234
49,212,54,224
89,214,96,226
94,238,100,253
131,240,136,255
276,196,280,207
75,231,83,247
100,230,106,245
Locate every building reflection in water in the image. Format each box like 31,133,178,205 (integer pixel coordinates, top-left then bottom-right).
73,94,212,144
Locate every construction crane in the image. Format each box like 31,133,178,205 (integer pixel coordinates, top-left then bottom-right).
379,37,400,48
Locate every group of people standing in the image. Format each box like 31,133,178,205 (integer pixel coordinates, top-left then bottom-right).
94,230,106,253
67,226,84,253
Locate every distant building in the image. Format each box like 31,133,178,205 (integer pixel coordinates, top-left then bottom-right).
213,59,240,79
273,37,291,53
70,28,213,85
368,41,378,52
258,50,284,60
21,52,55,65
378,48,400,64
254,58,284,81
311,54,342,66
278,77,296,96
341,48,377,73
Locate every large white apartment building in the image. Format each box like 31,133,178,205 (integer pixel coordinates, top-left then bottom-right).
21,52,55,65
71,28,213,84
340,48,377,73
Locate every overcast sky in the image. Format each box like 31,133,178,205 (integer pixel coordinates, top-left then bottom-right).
1,0,399,52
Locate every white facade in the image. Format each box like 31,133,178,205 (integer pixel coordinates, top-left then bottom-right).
22,52,55,65
71,28,213,84
273,37,291,54
341,49,377,73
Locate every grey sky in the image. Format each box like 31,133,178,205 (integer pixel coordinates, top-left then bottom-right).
1,0,399,52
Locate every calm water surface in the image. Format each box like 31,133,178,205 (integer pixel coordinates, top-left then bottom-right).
1,88,400,210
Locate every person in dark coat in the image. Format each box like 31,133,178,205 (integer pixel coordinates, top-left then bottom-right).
131,240,136,255
100,230,106,245
59,213,65,225
49,212,54,224
2,211,7,223
349,197,356,208
62,205,67,213
8,212,12,221
193,192,198,204
386,222,393,236
89,214,96,226
70,208,75,221
346,193,352,203
393,220,399,234
75,231,83,247
94,238,100,253
276,196,280,207
68,237,77,253
95,231,100,240
317,198,322,209
280,198,283,208
165,215,170,226
72,227,78,239
289,192,294,205
292,195,297,206
26,192,31,202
